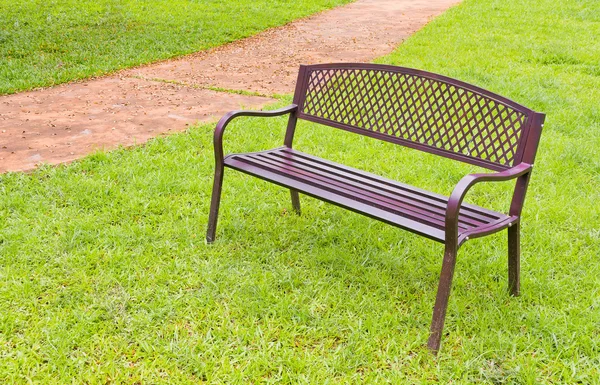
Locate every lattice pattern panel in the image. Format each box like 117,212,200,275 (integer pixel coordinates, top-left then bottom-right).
300,68,528,167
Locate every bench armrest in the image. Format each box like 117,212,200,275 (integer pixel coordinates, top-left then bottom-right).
213,104,298,162
445,162,533,244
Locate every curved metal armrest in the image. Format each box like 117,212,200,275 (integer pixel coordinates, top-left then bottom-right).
213,104,298,161
445,162,533,242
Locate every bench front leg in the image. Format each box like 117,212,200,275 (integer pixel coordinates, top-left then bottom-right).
206,165,224,243
207,104,298,242
427,163,533,351
508,220,520,296
428,242,457,353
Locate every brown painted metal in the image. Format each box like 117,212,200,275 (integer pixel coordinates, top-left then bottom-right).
294,63,538,171
206,63,545,353
224,147,518,244
206,104,298,243
508,221,521,296
428,242,457,352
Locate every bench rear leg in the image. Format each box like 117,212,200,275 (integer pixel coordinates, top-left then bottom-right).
508,222,520,296
428,243,457,353
290,189,301,214
206,168,224,243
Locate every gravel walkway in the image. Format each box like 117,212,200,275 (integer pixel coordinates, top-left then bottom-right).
0,0,458,173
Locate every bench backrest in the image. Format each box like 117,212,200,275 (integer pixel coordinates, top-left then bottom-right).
291,64,545,171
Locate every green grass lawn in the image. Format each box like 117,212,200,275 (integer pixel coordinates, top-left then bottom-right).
1,0,599,383
0,0,351,95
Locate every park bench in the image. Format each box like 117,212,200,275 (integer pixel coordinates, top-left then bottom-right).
206,63,545,353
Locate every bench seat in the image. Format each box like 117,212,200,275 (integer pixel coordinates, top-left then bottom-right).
207,63,545,352
225,147,517,245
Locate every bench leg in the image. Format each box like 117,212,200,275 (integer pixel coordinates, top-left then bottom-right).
206,167,224,243
508,222,520,296
290,189,301,214
428,243,457,354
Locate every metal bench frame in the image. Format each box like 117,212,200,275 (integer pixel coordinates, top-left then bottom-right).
206,63,545,353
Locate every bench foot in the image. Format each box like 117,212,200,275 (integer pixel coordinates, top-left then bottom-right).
290,189,301,215
428,243,457,354
508,222,521,296
206,168,224,243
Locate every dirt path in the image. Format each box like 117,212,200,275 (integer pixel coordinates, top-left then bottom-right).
0,0,459,173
